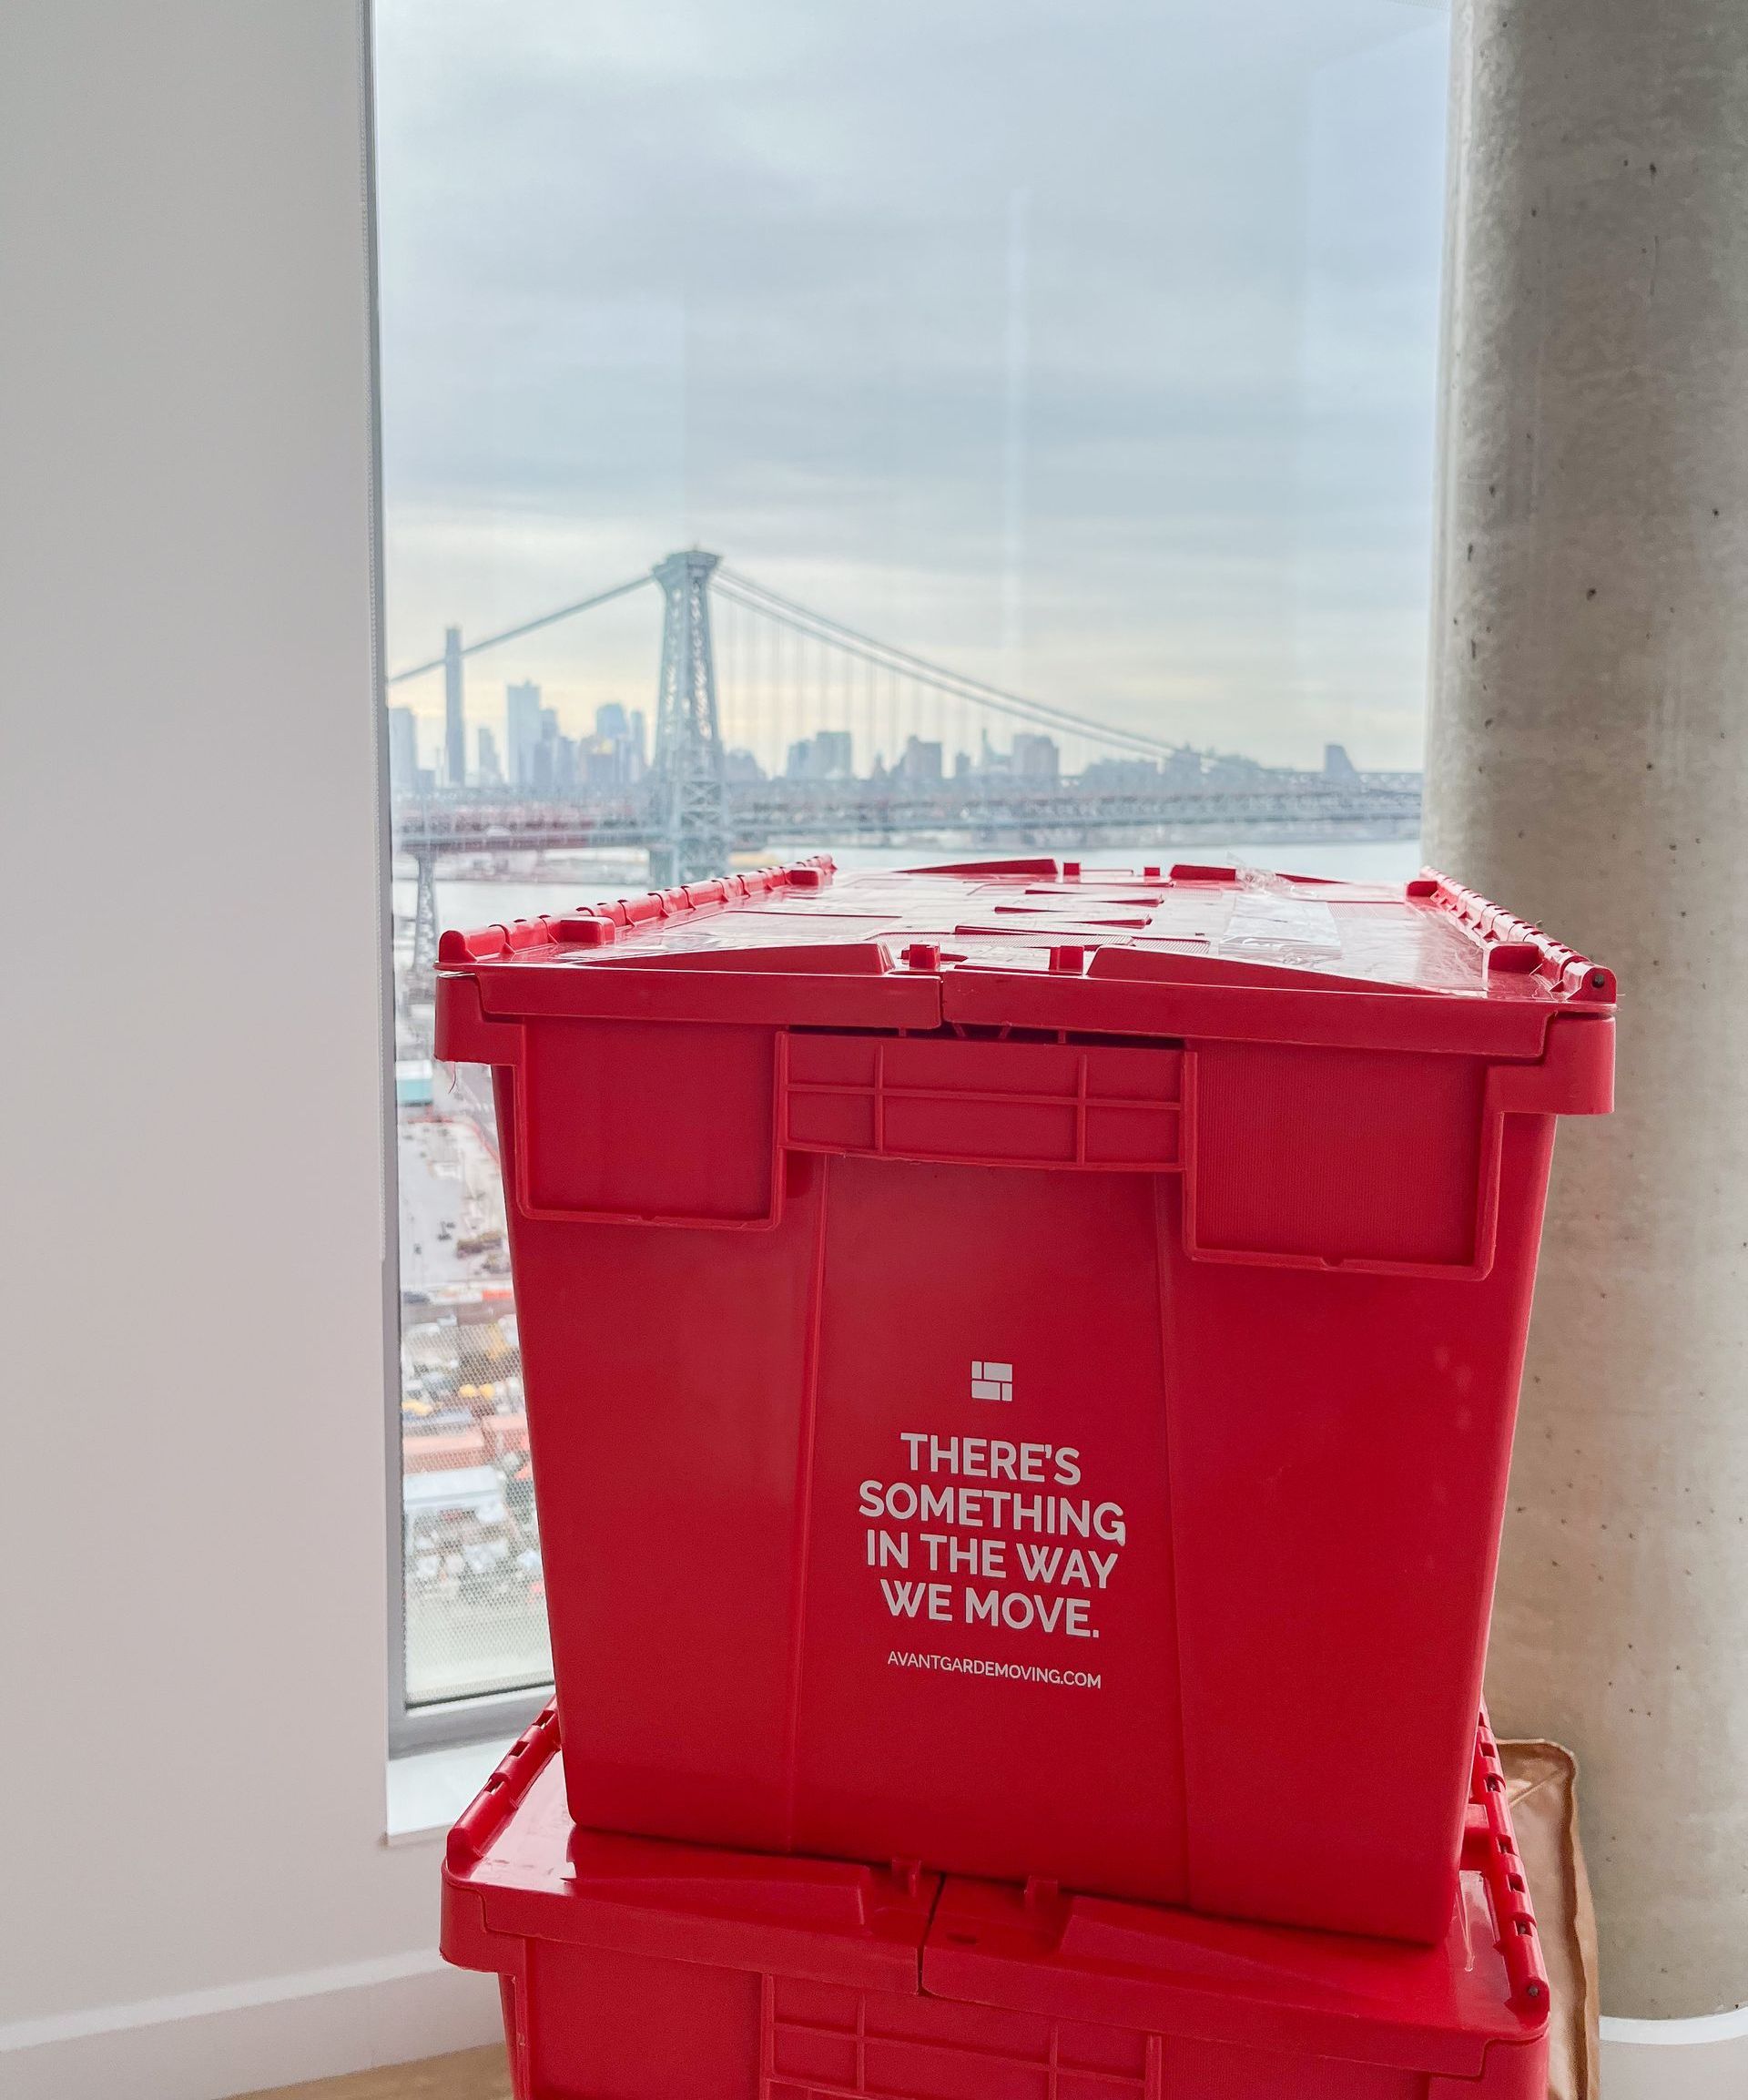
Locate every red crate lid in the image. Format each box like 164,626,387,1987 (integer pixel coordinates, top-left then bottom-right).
441,1707,938,1993
922,1719,1548,2078
442,1708,1548,2073
437,857,1614,1061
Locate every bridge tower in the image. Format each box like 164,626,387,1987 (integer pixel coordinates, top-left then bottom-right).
442,626,466,790
649,549,731,885
407,841,440,1023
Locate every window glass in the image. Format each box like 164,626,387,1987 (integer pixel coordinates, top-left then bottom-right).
374,0,1448,1714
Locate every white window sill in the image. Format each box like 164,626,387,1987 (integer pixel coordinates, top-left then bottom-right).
385,1734,514,1844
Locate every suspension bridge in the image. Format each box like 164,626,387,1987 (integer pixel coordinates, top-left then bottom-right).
388,548,1419,994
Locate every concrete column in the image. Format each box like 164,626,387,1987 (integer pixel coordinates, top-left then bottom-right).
1427,0,1748,2018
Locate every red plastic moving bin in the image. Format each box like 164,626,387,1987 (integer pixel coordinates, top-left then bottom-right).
442,1704,1551,2100
435,859,1614,1943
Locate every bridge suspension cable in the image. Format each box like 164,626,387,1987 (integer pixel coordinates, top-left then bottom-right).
714,566,1187,763
385,552,1189,770
385,571,655,685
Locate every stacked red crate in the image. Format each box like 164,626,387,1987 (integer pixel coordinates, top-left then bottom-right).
435,856,1611,1940
442,1705,1550,2099
435,856,1608,2088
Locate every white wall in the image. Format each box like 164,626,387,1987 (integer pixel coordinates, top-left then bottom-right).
0,4,495,2094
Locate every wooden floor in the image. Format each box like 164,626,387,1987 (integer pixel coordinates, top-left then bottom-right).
241,2046,510,2100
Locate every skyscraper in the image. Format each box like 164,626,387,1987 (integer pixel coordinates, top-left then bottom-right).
895,736,943,783
584,701,641,789
443,627,466,788
506,680,544,790
784,729,853,780
1011,731,1059,781
387,706,418,794
476,725,502,786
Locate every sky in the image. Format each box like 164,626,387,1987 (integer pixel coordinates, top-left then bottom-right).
373,0,1450,774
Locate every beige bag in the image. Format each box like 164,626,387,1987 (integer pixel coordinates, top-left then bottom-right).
1500,1741,1601,2100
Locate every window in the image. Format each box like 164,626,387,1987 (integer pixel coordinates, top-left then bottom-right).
373,0,1448,1739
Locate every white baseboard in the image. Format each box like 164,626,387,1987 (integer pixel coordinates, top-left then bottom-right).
1601,2007,1748,2098
0,1950,502,2100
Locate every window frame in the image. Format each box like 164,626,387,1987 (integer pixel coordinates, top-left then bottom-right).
367,5,554,1757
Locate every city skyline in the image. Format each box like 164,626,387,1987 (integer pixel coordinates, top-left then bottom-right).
382,552,1408,802
388,678,1384,802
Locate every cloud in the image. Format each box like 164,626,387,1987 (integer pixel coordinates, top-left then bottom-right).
374,0,1448,769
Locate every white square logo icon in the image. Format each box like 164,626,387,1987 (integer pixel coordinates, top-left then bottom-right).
971,1360,1013,1403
